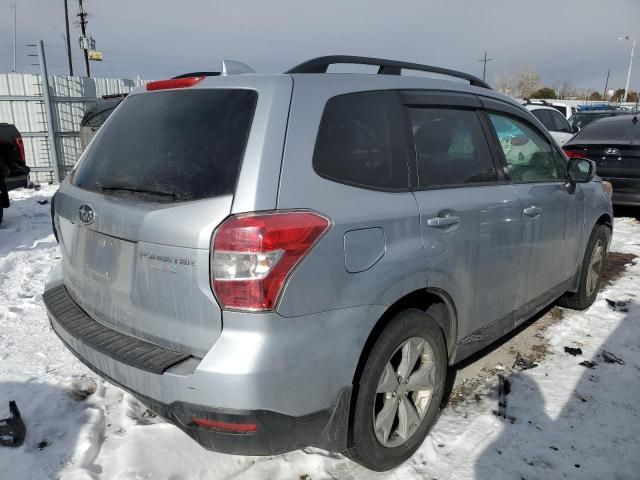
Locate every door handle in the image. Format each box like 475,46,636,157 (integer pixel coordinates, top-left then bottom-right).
427,216,460,228
523,205,541,217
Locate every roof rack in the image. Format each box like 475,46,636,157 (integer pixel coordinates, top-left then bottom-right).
285,55,491,89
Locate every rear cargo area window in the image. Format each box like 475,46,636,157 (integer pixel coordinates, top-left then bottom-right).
313,91,408,190
72,89,257,201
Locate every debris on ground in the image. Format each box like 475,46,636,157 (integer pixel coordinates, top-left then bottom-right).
494,375,511,419
37,440,50,451
605,298,631,312
66,375,98,400
36,199,48,205
0,401,27,447
602,350,626,365
512,353,538,370
564,347,583,356
579,360,598,369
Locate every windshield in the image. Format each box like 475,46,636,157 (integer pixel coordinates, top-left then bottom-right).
73,88,258,202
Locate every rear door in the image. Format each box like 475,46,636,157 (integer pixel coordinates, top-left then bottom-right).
53,79,291,357
485,105,584,307
403,91,523,339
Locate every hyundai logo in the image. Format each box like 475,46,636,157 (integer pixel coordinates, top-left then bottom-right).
605,148,619,155
77,204,95,225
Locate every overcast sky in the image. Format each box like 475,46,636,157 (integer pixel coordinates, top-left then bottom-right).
2,0,639,92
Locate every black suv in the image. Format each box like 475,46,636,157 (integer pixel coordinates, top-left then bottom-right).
0,123,30,225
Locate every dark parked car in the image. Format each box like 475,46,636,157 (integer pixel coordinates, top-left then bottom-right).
564,115,640,206
0,123,30,225
79,94,126,151
568,110,636,132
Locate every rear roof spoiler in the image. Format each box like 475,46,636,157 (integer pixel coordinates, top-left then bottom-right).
285,55,491,89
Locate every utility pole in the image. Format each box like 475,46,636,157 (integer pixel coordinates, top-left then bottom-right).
478,51,493,82
77,0,90,77
63,0,73,75
603,69,610,101
11,3,16,72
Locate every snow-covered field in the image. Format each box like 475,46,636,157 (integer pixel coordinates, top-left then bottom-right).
1,186,639,480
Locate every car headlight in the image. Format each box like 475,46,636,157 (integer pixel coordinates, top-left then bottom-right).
602,181,613,198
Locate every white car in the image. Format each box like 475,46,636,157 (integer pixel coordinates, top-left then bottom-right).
525,104,575,145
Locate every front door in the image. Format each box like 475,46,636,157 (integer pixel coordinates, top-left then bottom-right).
487,112,584,307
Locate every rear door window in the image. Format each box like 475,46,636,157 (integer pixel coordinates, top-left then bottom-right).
409,108,498,188
73,89,257,201
313,91,408,190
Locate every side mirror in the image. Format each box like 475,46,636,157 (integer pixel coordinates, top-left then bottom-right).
567,158,595,183
572,125,580,134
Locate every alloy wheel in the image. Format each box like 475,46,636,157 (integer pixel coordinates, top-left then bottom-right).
586,238,604,297
372,336,436,448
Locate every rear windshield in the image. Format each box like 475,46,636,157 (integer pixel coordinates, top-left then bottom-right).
72,89,257,201
573,116,640,143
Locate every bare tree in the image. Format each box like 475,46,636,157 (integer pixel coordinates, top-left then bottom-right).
514,66,541,98
558,80,576,99
493,73,513,96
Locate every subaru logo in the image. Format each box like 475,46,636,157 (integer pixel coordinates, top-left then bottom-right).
605,148,619,155
77,204,95,225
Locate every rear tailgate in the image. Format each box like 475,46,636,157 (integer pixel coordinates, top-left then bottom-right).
53,76,293,358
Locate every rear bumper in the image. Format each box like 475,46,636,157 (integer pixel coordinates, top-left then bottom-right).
44,262,379,454
611,191,640,207
4,172,29,191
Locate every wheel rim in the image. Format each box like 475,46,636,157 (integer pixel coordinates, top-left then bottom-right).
586,239,604,297
372,336,436,448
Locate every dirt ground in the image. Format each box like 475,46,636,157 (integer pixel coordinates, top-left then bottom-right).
446,249,638,404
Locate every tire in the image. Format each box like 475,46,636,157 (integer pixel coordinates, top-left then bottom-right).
557,225,608,310
345,309,447,471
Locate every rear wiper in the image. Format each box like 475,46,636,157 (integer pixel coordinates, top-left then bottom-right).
98,184,177,199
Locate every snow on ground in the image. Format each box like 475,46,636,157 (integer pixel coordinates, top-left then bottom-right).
1,186,639,480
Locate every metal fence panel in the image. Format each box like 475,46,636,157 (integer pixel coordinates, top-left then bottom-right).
0,72,145,183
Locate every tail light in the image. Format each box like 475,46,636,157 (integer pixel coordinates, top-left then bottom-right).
12,136,25,164
211,211,331,311
146,76,204,91
563,149,585,159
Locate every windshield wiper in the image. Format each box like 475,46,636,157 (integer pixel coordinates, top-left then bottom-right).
98,184,178,199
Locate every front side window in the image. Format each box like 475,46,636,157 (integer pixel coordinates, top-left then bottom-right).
489,113,562,183
409,108,498,188
313,91,407,190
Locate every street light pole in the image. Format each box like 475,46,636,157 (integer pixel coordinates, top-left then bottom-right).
620,35,637,103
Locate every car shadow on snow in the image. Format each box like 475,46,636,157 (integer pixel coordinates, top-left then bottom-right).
0,380,103,480
473,307,640,480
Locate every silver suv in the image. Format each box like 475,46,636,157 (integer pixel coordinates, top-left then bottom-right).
44,56,613,471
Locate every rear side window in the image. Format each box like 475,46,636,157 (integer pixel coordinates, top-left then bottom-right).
550,110,571,133
531,109,555,131
73,89,257,201
313,91,408,190
409,108,498,188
